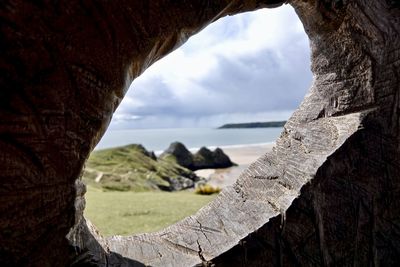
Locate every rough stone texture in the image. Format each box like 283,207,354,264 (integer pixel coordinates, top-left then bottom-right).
0,0,399,266
193,147,234,170
160,142,234,170
160,142,195,169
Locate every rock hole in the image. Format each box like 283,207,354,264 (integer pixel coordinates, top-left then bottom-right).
82,6,311,239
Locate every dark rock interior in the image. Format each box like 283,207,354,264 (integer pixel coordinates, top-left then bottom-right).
0,0,399,266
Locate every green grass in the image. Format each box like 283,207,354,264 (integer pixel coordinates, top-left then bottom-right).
84,186,217,236
83,144,198,191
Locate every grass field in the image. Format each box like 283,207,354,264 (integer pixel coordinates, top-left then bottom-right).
84,186,217,236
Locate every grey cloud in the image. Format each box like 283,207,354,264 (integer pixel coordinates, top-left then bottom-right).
185,46,311,115
116,45,311,123
111,7,313,129
121,78,181,116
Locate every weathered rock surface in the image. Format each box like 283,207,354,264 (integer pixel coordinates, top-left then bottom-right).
193,147,234,170
0,0,399,266
160,142,235,171
160,142,195,169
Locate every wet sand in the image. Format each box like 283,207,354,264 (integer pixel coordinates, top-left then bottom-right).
195,143,274,188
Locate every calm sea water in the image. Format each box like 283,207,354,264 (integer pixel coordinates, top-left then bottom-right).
95,127,283,152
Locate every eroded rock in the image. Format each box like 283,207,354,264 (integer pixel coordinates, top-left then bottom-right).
160,142,194,169
0,0,399,266
160,142,235,171
193,147,234,170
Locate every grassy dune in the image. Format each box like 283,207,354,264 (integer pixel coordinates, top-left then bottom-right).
84,186,217,236
83,144,197,191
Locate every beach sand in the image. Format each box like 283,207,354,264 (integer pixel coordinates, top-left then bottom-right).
195,143,274,188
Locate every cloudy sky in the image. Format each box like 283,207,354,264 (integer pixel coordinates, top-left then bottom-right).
110,5,312,130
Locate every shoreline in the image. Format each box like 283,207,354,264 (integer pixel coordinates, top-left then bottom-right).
95,127,283,151
195,143,275,188
154,142,275,155
92,140,275,189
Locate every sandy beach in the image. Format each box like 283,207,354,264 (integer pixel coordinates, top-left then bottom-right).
195,143,274,188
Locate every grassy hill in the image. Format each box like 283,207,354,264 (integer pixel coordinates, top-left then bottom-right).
82,144,199,192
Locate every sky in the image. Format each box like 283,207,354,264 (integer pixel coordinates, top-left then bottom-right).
109,4,312,130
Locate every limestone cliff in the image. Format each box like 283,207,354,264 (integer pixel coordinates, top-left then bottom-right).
160,142,235,171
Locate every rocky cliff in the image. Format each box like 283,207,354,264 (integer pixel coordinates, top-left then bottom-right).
160,142,235,171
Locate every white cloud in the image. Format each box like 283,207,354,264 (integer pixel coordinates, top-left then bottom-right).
112,114,142,122
110,5,312,129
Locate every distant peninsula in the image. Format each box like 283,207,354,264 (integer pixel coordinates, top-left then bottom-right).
218,121,286,129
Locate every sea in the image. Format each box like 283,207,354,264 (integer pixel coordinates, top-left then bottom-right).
95,127,283,153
